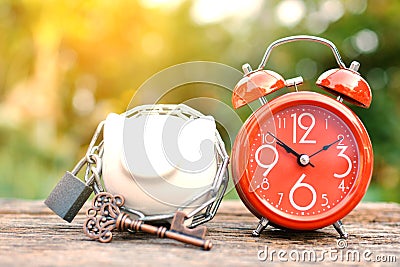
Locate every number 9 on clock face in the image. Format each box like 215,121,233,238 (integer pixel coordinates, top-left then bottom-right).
232,92,373,230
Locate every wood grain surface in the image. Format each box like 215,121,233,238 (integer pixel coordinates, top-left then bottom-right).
0,199,399,266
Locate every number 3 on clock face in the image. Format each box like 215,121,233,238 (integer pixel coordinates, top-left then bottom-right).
232,92,373,230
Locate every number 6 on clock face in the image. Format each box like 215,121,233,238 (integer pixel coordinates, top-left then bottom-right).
232,92,373,231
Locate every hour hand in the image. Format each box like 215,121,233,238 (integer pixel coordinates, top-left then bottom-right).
267,132,299,156
267,132,314,167
277,139,300,157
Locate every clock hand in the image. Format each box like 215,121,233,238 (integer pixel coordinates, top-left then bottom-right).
267,132,314,167
267,132,300,156
309,137,343,158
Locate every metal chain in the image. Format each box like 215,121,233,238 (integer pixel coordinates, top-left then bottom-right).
85,154,103,192
83,121,105,194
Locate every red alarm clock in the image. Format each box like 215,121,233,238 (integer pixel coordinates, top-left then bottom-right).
231,35,373,238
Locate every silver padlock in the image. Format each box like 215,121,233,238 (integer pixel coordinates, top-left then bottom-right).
45,155,101,222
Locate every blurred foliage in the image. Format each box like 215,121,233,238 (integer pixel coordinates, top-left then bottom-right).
0,0,399,202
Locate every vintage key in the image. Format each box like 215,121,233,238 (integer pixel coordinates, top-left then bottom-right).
83,192,213,250
45,155,101,222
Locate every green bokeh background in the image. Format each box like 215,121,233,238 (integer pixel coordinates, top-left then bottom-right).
0,0,399,202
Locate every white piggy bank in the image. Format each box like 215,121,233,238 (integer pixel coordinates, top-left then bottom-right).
101,105,227,225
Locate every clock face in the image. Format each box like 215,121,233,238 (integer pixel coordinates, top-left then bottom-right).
232,92,373,230
249,104,358,215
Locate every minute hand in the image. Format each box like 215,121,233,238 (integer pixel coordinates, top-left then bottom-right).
309,137,343,158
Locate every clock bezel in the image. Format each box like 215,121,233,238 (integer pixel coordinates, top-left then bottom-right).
232,91,373,230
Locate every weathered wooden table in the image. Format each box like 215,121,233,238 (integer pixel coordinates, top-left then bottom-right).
0,199,399,266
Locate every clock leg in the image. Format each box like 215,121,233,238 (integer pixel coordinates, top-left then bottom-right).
252,217,269,237
333,220,349,239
